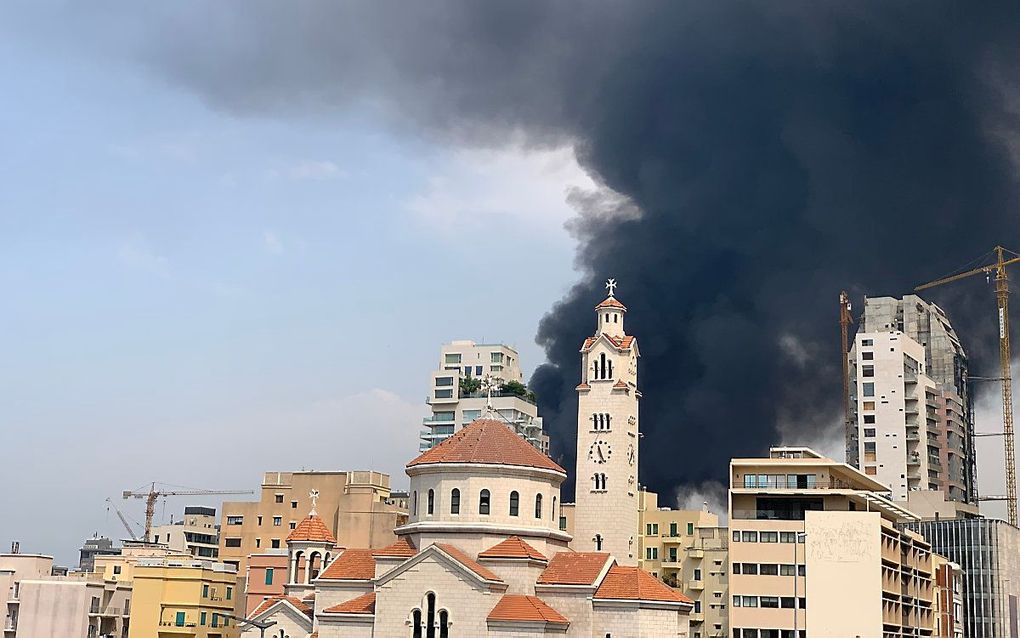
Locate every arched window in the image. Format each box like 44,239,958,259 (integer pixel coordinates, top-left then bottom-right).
605,313,610,323
594,534,604,551
479,489,490,515
535,494,543,519
450,488,460,515
427,489,434,515
439,610,449,638
599,353,607,379
426,592,436,638
412,609,422,638
509,491,519,517
607,358,613,378
552,496,557,520
413,491,418,516
593,473,607,491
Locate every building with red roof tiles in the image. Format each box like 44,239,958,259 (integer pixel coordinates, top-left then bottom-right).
244,287,692,638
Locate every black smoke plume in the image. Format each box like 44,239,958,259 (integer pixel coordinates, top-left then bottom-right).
96,2,1020,499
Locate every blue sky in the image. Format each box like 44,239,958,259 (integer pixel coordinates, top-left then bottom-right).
0,10,593,564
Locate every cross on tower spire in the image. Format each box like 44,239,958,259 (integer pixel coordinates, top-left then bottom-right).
309,489,320,515
606,278,617,297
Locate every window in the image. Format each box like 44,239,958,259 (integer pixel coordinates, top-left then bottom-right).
291,500,298,509
444,353,462,364
743,596,758,608
113,565,122,575
592,413,611,431
593,473,607,491
646,523,659,535
862,339,873,346
741,531,758,542
687,522,694,535
694,601,701,613
475,365,483,376
862,351,874,360
863,382,875,397
864,442,876,453
211,613,218,628
864,415,876,424
274,494,284,503
760,531,778,543
862,365,875,378
780,532,796,543
863,427,876,437
559,516,567,530
463,366,472,376
863,401,875,410
491,352,504,363
552,496,557,520
732,531,740,542
509,491,519,516
427,489,435,515
865,466,877,475
273,516,282,527
175,611,186,627
257,515,263,526
413,491,418,515
271,539,280,549
434,389,453,399
226,516,243,525
693,568,702,580
594,534,603,551
760,564,779,575
450,488,460,515
780,564,796,576
265,568,274,585
289,521,296,530
741,563,758,575
226,587,232,600
761,596,780,609
435,376,454,387
535,494,543,519
202,584,209,597
200,611,207,626
224,538,241,548
646,547,658,560
479,490,490,515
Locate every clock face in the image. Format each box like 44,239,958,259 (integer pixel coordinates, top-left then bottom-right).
588,440,612,464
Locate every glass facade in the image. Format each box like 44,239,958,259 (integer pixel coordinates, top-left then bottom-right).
903,519,1020,638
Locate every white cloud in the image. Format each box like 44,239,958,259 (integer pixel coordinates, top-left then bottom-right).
263,230,284,255
117,234,170,279
404,145,597,234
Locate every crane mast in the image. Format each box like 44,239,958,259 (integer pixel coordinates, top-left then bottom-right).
123,483,253,542
916,246,1020,526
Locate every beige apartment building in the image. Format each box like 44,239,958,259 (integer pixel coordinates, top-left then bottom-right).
729,446,935,638
421,340,548,452
150,507,220,559
638,489,729,638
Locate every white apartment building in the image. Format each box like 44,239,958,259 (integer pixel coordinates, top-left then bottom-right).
850,331,942,501
420,340,548,452
150,506,220,559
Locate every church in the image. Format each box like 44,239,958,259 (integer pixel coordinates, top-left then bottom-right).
244,284,693,637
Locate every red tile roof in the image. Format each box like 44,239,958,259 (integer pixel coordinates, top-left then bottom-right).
372,536,417,558
318,549,375,580
537,552,612,585
478,536,547,561
286,514,337,544
488,595,569,625
582,334,635,351
407,419,565,474
576,382,591,391
595,296,627,310
594,565,693,604
613,380,628,389
248,595,312,619
323,592,376,615
436,544,503,582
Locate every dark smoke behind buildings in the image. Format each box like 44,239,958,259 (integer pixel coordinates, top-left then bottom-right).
106,2,1020,498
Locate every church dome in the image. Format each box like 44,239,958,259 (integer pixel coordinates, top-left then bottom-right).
407,418,565,475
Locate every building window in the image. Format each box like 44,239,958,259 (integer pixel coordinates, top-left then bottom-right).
434,389,453,399
226,587,232,600
413,491,418,515
273,516,282,527
687,522,694,535
645,547,658,560
760,532,778,543
291,501,298,509
863,401,876,410
491,352,504,363
863,382,875,397
780,532,796,543
175,611,186,627
509,491,520,517
202,584,209,598
864,427,876,437
862,339,873,346
257,516,263,526
271,539,280,549
289,521,296,530
592,413,611,430
864,414,876,424
427,489,435,515
444,353,462,364
479,490,490,515
535,494,543,519
593,473,607,491
862,351,874,360
450,488,460,515
732,531,740,542
559,516,567,530
594,534,603,551
552,496,557,520
200,611,206,626
113,565,122,575
741,531,757,543
646,523,658,535
862,365,875,377
759,564,778,576
274,494,284,504
693,568,702,580
475,365,483,376
265,568,274,585
224,538,241,548
865,466,877,475
226,516,243,525
435,376,454,387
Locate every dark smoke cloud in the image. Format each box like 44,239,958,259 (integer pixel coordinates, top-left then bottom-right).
80,2,1020,498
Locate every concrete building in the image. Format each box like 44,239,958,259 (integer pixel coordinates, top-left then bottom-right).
902,518,1020,637
1,550,54,636
128,558,239,638
79,536,121,573
638,490,728,638
246,417,693,638
421,340,548,452
573,288,641,565
857,295,977,504
242,551,290,617
729,446,935,638
151,507,220,559
931,554,965,638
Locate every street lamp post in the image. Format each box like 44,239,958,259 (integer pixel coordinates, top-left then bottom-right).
230,614,276,638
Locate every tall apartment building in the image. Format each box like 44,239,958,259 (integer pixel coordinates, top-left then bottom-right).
638,490,728,638
151,507,220,559
729,446,936,638
902,518,1020,638
421,340,548,452
854,295,977,503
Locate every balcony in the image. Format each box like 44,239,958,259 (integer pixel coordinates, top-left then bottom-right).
687,580,705,590
687,547,705,559
422,415,455,424
689,612,705,623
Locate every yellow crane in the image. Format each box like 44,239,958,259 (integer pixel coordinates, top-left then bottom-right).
840,291,855,457
123,483,253,543
916,245,1020,526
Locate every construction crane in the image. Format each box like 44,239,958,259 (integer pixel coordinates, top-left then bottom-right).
123,483,254,543
840,291,855,457
916,245,1020,526
105,497,140,541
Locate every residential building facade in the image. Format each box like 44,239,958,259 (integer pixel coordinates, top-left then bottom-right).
638,490,728,638
151,507,220,559
242,551,289,616
78,536,120,573
902,518,1020,638
931,554,965,638
128,558,239,638
857,295,977,504
729,446,935,637
421,340,548,452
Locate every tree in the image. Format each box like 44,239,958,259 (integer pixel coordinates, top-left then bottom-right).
501,379,528,397
459,376,482,395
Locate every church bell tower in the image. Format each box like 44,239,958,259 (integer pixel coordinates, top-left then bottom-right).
573,279,640,565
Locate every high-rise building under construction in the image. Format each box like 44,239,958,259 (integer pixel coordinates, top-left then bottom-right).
847,295,977,505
